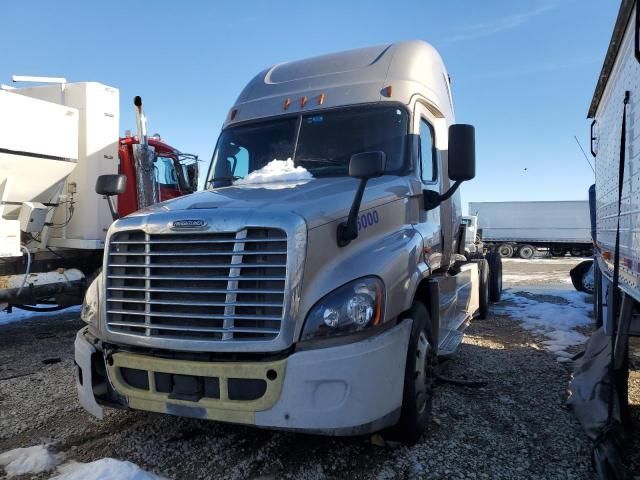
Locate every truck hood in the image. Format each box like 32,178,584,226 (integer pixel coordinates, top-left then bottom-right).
131,176,416,229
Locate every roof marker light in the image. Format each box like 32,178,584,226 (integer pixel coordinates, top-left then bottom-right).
382,85,392,97
229,109,238,121
318,93,325,105
300,96,308,108
284,98,291,110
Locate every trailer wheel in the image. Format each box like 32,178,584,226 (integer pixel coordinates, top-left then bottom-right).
570,248,585,257
518,245,535,259
498,244,514,258
550,247,566,257
396,302,436,442
486,251,503,302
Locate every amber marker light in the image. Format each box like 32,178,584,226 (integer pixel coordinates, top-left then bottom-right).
372,283,383,326
382,85,393,97
300,96,308,107
318,93,325,105
284,98,291,110
229,109,238,121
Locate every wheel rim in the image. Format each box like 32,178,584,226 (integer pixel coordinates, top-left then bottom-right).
499,245,512,257
414,331,432,414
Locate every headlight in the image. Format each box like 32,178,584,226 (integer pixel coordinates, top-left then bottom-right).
81,273,101,326
300,277,384,341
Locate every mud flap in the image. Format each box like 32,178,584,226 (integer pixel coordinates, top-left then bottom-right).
567,327,628,479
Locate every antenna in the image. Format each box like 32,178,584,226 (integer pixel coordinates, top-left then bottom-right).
573,135,595,175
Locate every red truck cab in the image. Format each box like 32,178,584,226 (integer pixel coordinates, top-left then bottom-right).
117,134,198,217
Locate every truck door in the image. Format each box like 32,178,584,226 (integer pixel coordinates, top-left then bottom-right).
412,103,443,271
412,102,462,338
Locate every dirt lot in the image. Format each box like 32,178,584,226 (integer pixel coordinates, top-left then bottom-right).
1,257,638,479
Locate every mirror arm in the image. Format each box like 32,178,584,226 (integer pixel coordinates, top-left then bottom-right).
105,195,119,221
337,178,368,247
424,180,462,211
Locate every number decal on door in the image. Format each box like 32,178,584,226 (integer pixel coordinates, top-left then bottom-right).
357,210,379,231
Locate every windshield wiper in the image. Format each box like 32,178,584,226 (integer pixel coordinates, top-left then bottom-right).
206,176,244,188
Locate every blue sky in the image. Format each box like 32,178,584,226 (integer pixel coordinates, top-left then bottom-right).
0,1,617,211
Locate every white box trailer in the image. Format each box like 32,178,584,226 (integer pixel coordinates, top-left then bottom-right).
567,1,640,476
10,82,120,248
0,81,118,308
468,200,592,258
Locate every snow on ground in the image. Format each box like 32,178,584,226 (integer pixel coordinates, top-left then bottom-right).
502,273,572,284
0,444,164,479
495,287,592,362
51,458,166,480
0,305,80,326
234,159,313,186
0,444,60,477
502,257,590,264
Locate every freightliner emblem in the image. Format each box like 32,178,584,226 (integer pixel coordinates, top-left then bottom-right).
171,219,207,229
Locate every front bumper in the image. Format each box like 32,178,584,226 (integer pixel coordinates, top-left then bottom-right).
74,320,411,435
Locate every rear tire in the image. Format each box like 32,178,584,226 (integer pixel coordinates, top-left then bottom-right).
486,251,503,302
498,244,514,258
550,247,566,257
518,245,535,259
396,302,436,442
474,259,490,319
570,248,584,257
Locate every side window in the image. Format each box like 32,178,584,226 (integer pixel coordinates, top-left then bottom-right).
154,156,178,187
419,119,436,183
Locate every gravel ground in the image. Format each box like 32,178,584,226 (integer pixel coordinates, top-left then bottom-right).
1,257,634,479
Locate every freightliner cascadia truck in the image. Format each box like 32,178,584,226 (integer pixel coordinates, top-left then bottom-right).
75,40,502,440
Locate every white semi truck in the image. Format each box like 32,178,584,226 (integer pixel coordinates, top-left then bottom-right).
0,79,197,311
75,40,502,440
468,200,592,258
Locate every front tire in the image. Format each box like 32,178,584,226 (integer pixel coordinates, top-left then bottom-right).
474,259,490,318
486,251,503,302
396,302,436,442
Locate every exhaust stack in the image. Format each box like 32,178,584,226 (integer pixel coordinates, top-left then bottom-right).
132,96,158,208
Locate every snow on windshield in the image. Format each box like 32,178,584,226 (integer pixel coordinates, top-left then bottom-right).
234,159,313,186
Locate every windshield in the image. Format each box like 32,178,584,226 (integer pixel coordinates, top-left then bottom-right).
207,105,408,188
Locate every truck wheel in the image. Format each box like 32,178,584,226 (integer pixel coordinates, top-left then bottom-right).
475,259,490,319
498,244,514,258
550,247,566,257
570,248,584,257
486,251,503,302
518,245,535,259
396,302,436,442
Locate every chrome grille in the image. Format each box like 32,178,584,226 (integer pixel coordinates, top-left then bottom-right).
105,228,287,341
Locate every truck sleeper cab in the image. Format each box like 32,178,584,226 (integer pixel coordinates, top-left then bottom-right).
75,40,501,438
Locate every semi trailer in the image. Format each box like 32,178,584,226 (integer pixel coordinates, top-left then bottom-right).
566,1,640,478
75,40,502,439
0,79,198,311
468,200,592,258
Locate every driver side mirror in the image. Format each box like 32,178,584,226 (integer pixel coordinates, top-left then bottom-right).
448,124,475,181
96,174,127,221
424,124,476,211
